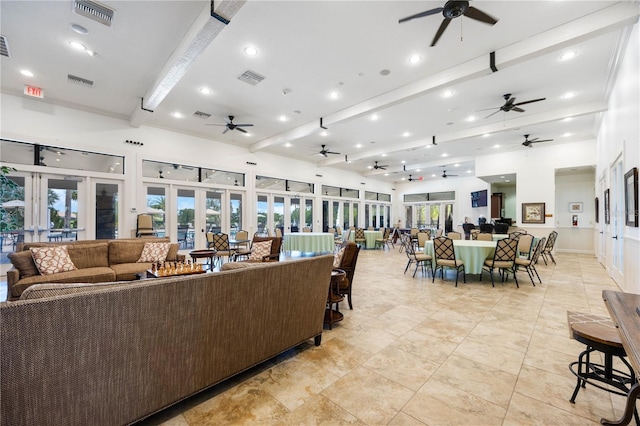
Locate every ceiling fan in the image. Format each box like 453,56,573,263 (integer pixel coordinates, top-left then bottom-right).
318,144,340,157
442,170,458,178
206,115,253,134
372,161,388,170
522,134,553,147
407,175,424,182
484,93,546,119
399,1,498,47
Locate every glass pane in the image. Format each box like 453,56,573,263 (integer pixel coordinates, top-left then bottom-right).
143,160,198,182
47,178,79,241
256,175,286,191
305,199,313,230
290,197,300,232
1,175,25,252
429,191,455,201
372,205,377,228
343,202,350,229
342,188,359,199
230,193,242,239
202,169,244,186
353,203,358,227
257,194,268,235
207,191,222,234
430,205,441,230
405,193,428,202
386,205,391,228
378,205,384,229
364,204,370,228
332,201,339,228
288,180,313,194
405,205,412,228
322,200,329,232
96,183,118,240
379,193,391,202
416,205,427,228
365,191,377,201
322,185,340,197
146,187,166,237
177,189,195,249
274,196,284,235
444,203,454,233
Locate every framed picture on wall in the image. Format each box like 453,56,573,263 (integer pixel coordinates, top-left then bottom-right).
522,202,545,224
569,202,583,213
604,188,610,225
625,167,638,227
595,197,599,223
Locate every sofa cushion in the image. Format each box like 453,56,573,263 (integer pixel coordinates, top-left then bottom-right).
20,281,134,300
7,250,40,278
248,240,272,261
67,242,110,269
10,267,116,299
137,242,171,263
30,246,77,275
166,244,179,261
109,240,148,265
220,262,264,271
110,263,153,281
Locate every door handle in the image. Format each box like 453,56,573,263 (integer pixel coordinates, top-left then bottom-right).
612,235,618,240
599,232,603,234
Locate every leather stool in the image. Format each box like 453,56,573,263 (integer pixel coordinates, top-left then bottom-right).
567,311,639,423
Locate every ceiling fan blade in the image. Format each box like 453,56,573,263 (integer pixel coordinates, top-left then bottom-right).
513,97,546,106
235,127,248,134
205,124,227,126
327,151,340,155
399,7,443,23
222,127,230,134
235,123,253,127
463,6,498,25
511,107,525,113
504,97,516,107
485,109,501,119
431,18,451,46
532,139,553,143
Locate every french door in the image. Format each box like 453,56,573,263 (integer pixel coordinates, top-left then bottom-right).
257,193,314,234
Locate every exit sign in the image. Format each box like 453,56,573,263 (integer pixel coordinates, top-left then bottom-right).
24,85,44,98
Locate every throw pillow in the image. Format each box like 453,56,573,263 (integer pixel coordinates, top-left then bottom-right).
8,250,40,278
333,246,346,268
30,246,77,275
248,240,272,261
137,242,171,263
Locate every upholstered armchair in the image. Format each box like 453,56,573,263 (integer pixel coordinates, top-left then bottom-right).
333,240,361,310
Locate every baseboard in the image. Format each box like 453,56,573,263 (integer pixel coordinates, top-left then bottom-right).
556,249,595,255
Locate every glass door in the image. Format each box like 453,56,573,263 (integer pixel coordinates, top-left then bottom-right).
610,157,624,284
94,181,119,240
42,176,84,242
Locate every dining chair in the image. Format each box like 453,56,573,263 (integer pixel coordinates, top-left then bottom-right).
447,231,462,240
401,234,433,278
209,232,235,266
462,223,475,239
334,240,361,309
516,234,534,258
481,237,519,287
432,236,465,286
328,227,336,236
354,228,366,246
302,227,311,232
336,228,351,251
477,232,492,241
479,223,494,234
233,230,251,259
275,228,283,238
417,231,431,250
494,222,509,234
515,237,545,286
177,224,193,249
434,228,443,238
239,236,282,263
375,228,391,250
509,230,526,240
470,229,480,240
367,226,374,231
136,214,156,237
542,231,558,265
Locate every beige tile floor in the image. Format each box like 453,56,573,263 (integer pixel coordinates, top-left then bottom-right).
121,249,633,424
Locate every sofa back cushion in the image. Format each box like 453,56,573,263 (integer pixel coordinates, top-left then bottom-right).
7,250,40,278
67,243,110,269
109,238,176,265
20,281,132,300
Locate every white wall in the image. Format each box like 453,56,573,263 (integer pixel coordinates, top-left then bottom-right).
555,171,596,254
596,23,640,294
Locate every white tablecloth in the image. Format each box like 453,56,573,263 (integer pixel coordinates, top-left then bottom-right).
424,240,497,274
283,232,335,253
344,230,383,249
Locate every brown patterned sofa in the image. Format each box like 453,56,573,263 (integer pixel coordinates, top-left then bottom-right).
0,254,334,426
6,238,183,300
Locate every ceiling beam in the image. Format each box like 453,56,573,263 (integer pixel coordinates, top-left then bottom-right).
130,0,246,127
249,1,637,154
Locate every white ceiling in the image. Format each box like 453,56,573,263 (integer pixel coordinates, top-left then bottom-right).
1,1,638,184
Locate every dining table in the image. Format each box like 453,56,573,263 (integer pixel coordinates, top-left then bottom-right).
343,230,383,249
282,232,335,253
424,239,497,275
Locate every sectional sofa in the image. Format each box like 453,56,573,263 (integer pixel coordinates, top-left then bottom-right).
6,237,183,300
0,254,334,425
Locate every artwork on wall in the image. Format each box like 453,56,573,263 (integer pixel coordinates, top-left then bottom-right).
604,188,610,225
569,202,583,213
595,197,599,223
625,167,638,227
522,202,545,224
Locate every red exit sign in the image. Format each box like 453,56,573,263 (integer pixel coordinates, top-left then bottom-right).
24,85,44,98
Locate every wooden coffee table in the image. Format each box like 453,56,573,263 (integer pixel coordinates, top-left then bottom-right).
189,249,216,270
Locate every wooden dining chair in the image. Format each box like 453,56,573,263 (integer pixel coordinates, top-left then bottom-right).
432,236,465,286
481,237,518,287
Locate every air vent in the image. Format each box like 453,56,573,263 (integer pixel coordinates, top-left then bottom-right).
237,70,265,86
67,74,95,88
0,35,9,57
193,111,211,119
73,0,114,27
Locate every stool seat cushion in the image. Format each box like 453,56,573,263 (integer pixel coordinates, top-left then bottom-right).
567,311,623,349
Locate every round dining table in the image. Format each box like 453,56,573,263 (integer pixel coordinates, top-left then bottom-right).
423,239,497,275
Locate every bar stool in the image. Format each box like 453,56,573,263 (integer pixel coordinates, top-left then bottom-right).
567,311,639,424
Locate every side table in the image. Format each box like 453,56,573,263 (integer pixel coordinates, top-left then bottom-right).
189,249,216,270
325,269,346,329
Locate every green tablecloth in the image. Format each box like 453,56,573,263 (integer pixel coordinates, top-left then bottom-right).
344,230,383,249
424,240,497,274
283,232,334,253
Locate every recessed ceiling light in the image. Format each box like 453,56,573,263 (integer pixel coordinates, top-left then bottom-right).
20,70,34,77
494,144,501,149
70,23,88,34
454,164,460,167
560,51,577,61
384,173,389,176
279,115,288,122
370,114,379,121
441,153,448,157
329,91,339,100
244,46,258,56
244,132,251,137
381,153,387,157
56,158,61,162
500,176,505,179
320,131,328,137
199,87,212,95
482,133,490,138
367,165,373,169
285,142,292,147
416,169,421,172
86,50,97,57
408,54,421,64
401,160,406,164
425,145,432,149
401,177,406,181
171,112,183,119
563,132,572,137
402,132,411,137
431,174,436,177
355,143,363,148
563,117,573,122
466,115,477,122
561,92,576,99
442,90,453,98
69,41,86,50
467,170,472,173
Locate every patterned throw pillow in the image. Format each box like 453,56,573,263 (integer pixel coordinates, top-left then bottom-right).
137,242,171,263
248,240,272,261
333,246,346,268
30,246,77,275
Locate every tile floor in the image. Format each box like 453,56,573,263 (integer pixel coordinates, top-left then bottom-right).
1,246,631,425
